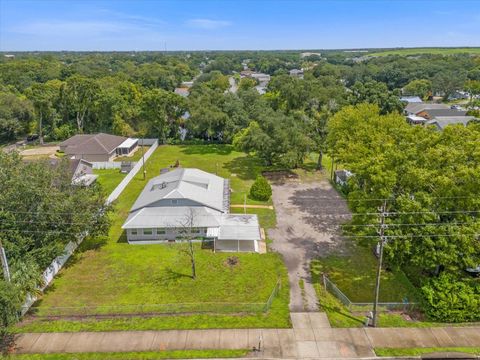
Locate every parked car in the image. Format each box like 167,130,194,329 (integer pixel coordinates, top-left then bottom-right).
26,134,39,142
465,265,480,277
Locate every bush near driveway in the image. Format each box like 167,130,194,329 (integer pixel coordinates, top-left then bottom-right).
249,176,272,201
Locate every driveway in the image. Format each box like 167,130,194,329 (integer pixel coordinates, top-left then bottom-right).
268,176,350,312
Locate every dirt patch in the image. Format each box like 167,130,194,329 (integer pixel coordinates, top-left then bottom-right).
20,145,59,157
262,170,298,184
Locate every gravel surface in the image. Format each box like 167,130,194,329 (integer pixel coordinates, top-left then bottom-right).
268,177,351,312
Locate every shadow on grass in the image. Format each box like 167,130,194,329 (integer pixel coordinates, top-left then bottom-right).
154,267,194,284
179,144,233,156
117,231,128,243
223,154,263,181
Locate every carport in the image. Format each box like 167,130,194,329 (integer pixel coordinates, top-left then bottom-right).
211,214,261,253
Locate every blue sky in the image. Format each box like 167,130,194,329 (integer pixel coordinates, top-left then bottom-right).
1,0,479,51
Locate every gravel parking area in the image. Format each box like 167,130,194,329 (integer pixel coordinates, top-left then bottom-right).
268,176,351,312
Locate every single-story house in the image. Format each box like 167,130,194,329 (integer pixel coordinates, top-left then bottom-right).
334,169,353,187
49,158,98,186
122,168,263,252
174,87,190,97
404,103,450,116
289,69,304,79
426,116,477,131
59,133,138,162
417,108,467,120
400,96,423,103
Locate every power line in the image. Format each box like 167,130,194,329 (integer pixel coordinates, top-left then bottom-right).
340,222,476,228
341,233,478,239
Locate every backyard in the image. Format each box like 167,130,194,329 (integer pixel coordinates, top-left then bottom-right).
17,145,289,333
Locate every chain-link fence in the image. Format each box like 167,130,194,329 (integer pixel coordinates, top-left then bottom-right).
322,274,416,312
29,279,282,318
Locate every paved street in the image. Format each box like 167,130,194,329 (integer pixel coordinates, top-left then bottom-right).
14,313,480,358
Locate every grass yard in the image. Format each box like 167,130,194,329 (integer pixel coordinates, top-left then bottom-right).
94,168,126,196
375,347,480,357
311,245,417,303
311,240,422,328
368,47,480,57
5,350,250,360
17,145,290,333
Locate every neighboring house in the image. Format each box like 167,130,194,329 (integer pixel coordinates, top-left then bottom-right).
400,96,423,103
289,69,304,79
334,170,353,187
181,81,194,88
240,70,270,87
426,116,477,131
174,87,190,97
404,103,450,116
122,168,263,252
49,158,98,186
250,73,270,86
406,115,428,125
59,133,138,162
417,108,467,120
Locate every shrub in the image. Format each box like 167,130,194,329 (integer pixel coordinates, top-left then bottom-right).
421,274,480,322
249,176,272,201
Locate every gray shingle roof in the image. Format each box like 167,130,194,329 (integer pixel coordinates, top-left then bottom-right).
129,168,227,213
60,133,127,155
427,116,477,130
423,109,467,118
405,103,449,115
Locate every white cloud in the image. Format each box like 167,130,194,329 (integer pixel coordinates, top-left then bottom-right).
185,18,231,29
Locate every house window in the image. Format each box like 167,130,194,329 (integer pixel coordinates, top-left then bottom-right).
157,228,166,235
171,199,178,205
143,228,153,235
131,229,138,235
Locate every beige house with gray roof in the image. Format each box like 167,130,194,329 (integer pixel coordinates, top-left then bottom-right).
59,133,138,162
122,168,263,252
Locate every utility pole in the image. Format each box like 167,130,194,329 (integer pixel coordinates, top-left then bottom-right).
372,200,387,327
141,137,146,180
0,238,11,282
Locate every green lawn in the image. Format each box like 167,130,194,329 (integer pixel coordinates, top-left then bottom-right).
375,347,480,357
311,245,418,303
6,350,249,360
311,241,422,328
17,145,290,333
368,47,480,57
93,168,126,196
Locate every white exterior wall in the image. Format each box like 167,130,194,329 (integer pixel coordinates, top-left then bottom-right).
126,227,208,242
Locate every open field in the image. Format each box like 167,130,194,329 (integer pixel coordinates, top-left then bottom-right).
16,145,290,333
368,47,480,57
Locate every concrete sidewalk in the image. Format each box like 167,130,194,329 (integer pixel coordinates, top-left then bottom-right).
13,313,480,358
